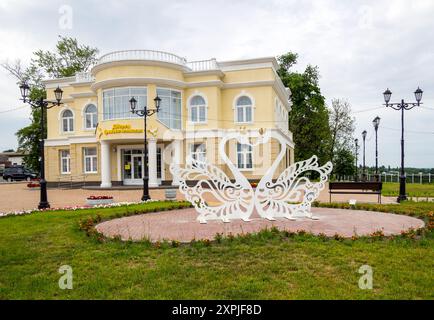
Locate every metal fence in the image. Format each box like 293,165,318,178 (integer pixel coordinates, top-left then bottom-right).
333,173,434,184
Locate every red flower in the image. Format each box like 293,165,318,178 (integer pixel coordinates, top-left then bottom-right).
87,195,113,200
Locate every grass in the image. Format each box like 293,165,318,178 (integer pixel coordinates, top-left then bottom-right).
0,200,433,299
382,182,434,198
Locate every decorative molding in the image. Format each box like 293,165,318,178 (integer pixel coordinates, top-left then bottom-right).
45,135,97,147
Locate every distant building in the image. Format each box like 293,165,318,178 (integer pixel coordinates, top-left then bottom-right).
0,151,26,166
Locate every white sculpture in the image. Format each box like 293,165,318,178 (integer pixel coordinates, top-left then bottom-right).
170,130,332,223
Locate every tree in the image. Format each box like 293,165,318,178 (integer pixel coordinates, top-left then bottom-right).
2,149,14,153
328,98,355,160
1,36,99,172
333,148,356,180
277,52,332,164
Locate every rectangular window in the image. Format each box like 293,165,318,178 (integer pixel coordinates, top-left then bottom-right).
157,88,182,129
190,143,206,162
60,150,70,174
83,147,97,173
103,87,147,120
237,143,253,169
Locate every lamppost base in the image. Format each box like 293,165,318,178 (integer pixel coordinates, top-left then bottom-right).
38,202,50,210
141,195,151,202
397,195,407,203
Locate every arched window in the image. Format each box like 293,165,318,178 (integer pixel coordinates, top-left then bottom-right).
189,95,206,123
84,104,98,129
61,110,74,133
235,96,253,123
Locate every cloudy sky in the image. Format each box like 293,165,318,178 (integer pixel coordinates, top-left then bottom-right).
0,0,433,168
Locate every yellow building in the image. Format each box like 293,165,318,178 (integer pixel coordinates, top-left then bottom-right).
43,50,294,188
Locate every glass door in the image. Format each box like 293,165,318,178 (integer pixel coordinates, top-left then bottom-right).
132,155,143,184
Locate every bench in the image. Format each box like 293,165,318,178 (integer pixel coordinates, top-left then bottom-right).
329,182,383,204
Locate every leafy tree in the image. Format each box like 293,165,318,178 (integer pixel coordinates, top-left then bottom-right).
1,36,98,172
328,98,355,160
333,148,356,180
277,52,332,164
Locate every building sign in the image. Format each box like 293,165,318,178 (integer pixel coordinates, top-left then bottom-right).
103,124,143,136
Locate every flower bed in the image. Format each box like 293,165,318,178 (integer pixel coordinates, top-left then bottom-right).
86,195,114,206
27,182,40,189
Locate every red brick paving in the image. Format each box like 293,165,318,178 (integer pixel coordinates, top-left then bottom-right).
95,207,424,242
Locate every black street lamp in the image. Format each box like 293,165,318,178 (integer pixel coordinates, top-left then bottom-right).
372,116,381,181
129,95,161,201
18,82,63,209
362,130,367,181
383,87,423,202
354,138,359,181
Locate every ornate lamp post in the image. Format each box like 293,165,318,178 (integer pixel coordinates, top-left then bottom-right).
383,87,423,202
354,138,359,181
18,82,63,209
129,95,161,201
362,130,367,181
372,116,381,181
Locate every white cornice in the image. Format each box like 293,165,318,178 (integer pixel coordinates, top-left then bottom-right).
91,77,186,91
184,70,224,78
45,135,97,147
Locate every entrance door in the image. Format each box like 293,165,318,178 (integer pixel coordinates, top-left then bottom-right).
131,155,143,184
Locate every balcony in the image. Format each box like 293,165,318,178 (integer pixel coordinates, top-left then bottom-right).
95,50,219,72
75,72,95,83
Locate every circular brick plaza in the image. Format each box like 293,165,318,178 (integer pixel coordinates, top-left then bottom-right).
96,207,425,242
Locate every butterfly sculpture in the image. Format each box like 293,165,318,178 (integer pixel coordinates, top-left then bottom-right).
170,130,333,223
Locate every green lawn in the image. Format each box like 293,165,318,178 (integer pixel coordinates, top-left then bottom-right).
382,182,434,198
0,201,433,299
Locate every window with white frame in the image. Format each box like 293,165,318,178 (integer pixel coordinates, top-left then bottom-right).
84,104,98,129
60,150,70,174
235,96,253,123
237,143,253,169
103,87,147,120
83,147,97,173
61,110,74,132
189,95,206,123
157,88,182,129
190,143,207,162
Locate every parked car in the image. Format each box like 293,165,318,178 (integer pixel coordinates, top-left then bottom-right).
2,166,37,182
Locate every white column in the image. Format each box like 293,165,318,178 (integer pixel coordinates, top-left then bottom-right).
100,140,112,188
148,138,158,187
171,139,182,186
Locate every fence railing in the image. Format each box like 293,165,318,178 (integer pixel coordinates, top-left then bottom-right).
332,173,433,184
57,175,89,189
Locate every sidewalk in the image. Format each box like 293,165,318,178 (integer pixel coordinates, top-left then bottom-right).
0,183,396,214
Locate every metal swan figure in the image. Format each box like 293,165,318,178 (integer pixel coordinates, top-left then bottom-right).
170,131,257,223
254,130,333,220
171,129,332,223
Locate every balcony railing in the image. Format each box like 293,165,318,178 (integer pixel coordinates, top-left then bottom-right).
95,50,220,72
186,58,219,72
97,49,188,66
75,72,95,83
